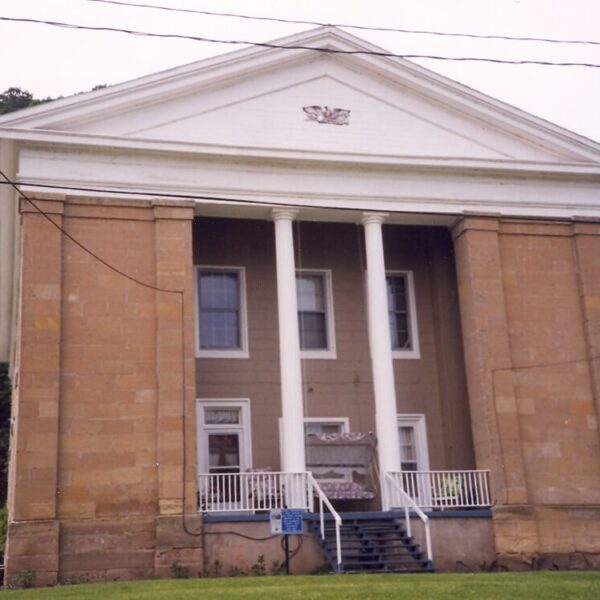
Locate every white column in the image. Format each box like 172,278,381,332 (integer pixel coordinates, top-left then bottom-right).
362,212,402,510
272,209,306,477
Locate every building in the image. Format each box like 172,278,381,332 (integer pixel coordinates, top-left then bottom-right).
1,27,600,584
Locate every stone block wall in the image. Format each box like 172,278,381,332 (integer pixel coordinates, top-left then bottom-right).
5,195,200,586
453,216,600,566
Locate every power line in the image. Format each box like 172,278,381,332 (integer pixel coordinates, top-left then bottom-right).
0,169,181,294
1,15,600,68
2,179,600,227
0,168,203,536
86,0,600,47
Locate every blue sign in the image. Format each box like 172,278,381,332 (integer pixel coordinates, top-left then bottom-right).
281,509,303,534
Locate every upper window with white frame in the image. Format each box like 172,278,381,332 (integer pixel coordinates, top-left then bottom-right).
386,271,420,359
296,270,336,359
196,267,248,358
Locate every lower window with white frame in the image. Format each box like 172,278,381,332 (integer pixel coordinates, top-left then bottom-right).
197,399,252,476
397,414,430,504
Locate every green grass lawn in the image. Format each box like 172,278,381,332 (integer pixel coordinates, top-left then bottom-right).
4,572,600,600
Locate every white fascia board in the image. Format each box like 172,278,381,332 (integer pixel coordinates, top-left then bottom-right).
14,144,600,220
329,52,600,161
0,29,337,129
4,128,600,179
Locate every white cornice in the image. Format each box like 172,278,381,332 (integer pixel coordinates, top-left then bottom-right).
2,128,600,179
12,142,600,221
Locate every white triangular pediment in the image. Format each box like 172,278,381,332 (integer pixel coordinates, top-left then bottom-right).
2,27,599,164
60,61,542,161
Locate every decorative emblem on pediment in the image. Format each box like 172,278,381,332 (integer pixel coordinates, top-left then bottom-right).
302,105,351,126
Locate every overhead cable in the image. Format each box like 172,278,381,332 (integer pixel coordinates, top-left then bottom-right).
85,0,600,47
2,179,600,226
1,16,599,68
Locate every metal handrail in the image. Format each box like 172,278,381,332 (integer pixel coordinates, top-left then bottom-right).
385,472,432,562
307,472,343,570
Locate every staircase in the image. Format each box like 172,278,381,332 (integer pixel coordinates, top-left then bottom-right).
309,513,435,574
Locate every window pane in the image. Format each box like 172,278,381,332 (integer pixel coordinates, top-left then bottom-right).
389,313,410,349
200,272,239,310
198,270,242,350
305,422,344,435
387,277,406,310
200,311,240,349
205,408,240,425
208,433,240,469
399,426,416,462
298,312,327,349
387,274,412,351
296,274,329,350
297,275,325,311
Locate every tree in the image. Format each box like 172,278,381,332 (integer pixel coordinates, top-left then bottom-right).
0,84,107,116
0,87,53,115
0,364,10,506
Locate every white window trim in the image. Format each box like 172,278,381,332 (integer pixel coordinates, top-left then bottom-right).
303,417,350,434
196,398,253,474
387,270,420,360
278,416,350,467
397,413,430,472
195,265,249,359
296,268,337,360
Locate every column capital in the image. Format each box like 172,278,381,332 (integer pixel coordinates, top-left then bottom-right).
361,212,388,226
271,208,299,222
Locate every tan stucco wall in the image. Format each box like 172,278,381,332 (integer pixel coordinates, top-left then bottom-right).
193,218,475,472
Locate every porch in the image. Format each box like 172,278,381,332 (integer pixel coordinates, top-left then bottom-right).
197,469,492,572
197,468,492,572
193,212,486,572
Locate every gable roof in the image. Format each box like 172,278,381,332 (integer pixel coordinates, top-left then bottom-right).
1,26,599,165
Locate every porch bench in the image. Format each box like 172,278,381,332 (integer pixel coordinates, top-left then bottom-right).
318,481,376,501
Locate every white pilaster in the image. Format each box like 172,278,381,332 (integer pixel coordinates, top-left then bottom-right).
272,209,306,478
362,212,402,510
0,140,17,364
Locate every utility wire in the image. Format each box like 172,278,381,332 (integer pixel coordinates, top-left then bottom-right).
0,169,181,294
1,16,600,68
0,168,205,536
86,0,600,47
2,179,600,226
4,179,600,227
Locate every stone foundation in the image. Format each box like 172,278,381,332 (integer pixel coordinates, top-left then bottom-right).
4,514,205,586
492,504,600,571
4,520,59,587
202,520,325,576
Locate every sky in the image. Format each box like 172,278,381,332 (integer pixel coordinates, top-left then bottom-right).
1,0,599,142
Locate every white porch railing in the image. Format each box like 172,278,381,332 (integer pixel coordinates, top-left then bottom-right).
198,471,311,513
387,469,492,510
198,471,343,570
385,472,432,562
